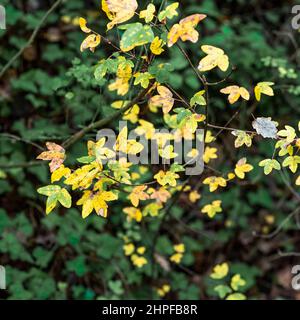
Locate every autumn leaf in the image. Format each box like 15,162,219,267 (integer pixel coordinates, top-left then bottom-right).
168,14,206,47
198,45,229,72
203,146,218,164
254,82,274,101
277,125,296,144
203,176,227,192
80,34,101,52
150,36,165,55
102,0,138,30
134,72,154,88
210,262,229,279
51,165,71,183
139,3,156,23
77,190,118,218
231,274,246,291
158,2,179,22
190,90,206,106
282,155,300,173
220,85,250,104
123,207,143,222
36,142,65,173
37,185,72,214
149,85,174,114
114,127,144,155
149,187,171,203
259,159,281,175
201,200,222,218
234,158,253,179
154,170,179,187
159,145,178,160
231,130,253,148
128,185,149,207
252,117,278,139
79,17,91,33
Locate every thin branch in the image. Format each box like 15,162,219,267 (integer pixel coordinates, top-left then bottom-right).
62,82,154,149
0,0,63,79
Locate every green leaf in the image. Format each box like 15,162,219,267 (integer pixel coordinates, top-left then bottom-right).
57,188,72,209
190,90,206,106
120,23,154,52
37,185,61,196
214,285,232,299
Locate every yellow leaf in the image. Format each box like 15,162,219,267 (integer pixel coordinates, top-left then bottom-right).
137,246,146,254
201,200,222,218
168,14,206,47
203,146,218,164
203,176,227,192
234,158,253,179
210,262,229,279
220,85,250,104
123,243,135,256
128,185,149,207
254,82,274,101
170,253,183,264
198,45,229,72
36,142,65,173
102,0,138,30
150,36,165,55
149,85,174,114
189,190,201,203
159,145,178,159
174,243,185,253
123,207,143,222
139,3,155,23
79,17,91,33
51,165,71,183
80,34,101,52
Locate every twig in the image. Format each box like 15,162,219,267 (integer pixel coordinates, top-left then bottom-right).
0,0,63,79
62,82,154,149
253,207,300,239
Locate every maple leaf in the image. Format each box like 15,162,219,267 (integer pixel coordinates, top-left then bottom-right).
282,155,300,173
139,3,156,23
114,127,144,155
234,158,253,179
37,185,71,214
168,14,206,47
149,187,171,203
203,176,227,192
220,85,250,104
128,185,149,207
154,170,179,187
259,159,281,175
150,37,165,55
254,82,274,101
123,207,143,222
159,145,178,160
158,3,179,22
198,45,229,72
201,200,222,218
277,125,296,144
37,142,65,173
203,146,218,164
231,130,253,148
149,86,174,114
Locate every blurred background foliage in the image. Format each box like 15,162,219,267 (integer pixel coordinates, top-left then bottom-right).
1,0,300,300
